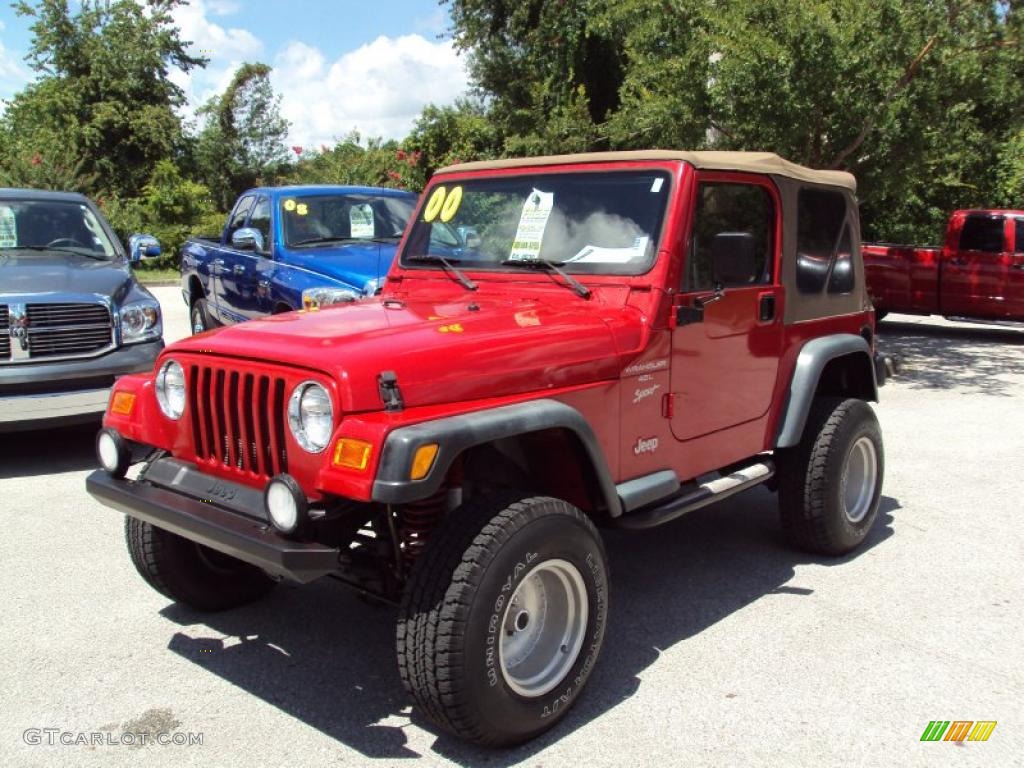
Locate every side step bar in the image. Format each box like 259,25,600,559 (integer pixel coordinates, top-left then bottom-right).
613,460,775,530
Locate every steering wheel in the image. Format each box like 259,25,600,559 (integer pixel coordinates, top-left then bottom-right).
46,237,87,248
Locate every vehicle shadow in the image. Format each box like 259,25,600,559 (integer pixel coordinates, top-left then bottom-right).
0,421,100,479
876,320,1023,396
160,487,898,763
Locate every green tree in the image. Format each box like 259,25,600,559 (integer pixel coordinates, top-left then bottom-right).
195,63,290,210
0,0,204,198
285,132,422,190
445,0,1024,242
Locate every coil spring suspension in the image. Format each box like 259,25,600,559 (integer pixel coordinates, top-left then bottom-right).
398,485,447,568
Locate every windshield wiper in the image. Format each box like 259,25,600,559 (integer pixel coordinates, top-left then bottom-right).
500,258,591,299
2,245,108,261
407,254,477,291
291,236,370,247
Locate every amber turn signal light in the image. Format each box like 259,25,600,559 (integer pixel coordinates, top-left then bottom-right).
110,391,136,416
410,443,439,481
332,438,373,470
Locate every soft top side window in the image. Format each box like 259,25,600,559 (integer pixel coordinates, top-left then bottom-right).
685,181,774,292
1015,218,1024,253
796,188,853,295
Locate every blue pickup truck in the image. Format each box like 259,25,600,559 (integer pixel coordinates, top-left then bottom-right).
180,185,417,332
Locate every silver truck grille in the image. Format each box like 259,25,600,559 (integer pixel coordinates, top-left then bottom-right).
17,302,114,361
0,305,9,360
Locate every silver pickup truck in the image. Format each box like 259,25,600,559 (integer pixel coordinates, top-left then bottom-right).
1,188,164,431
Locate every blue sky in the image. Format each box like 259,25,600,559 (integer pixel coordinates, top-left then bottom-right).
0,0,469,145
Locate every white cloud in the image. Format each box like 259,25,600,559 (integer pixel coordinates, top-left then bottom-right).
0,38,32,109
272,34,470,148
168,0,264,126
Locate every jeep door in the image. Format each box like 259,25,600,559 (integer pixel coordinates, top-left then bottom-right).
670,173,784,442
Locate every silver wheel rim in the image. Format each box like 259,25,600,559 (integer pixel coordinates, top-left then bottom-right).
842,436,878,524
499,558,588,698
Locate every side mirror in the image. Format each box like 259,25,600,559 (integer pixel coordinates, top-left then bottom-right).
711,232,758,286
231,227,265,253
128,234,161,263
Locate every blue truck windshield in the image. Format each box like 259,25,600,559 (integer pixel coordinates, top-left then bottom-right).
401,170,672,275
281,194,414,248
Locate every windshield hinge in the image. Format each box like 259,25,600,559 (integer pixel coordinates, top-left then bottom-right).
378,371,405,412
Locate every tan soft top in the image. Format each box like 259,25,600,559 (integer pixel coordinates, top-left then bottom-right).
436,150,856,192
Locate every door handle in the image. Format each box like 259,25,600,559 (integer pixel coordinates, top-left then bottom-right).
948,257,966,267
233,264,246,275
759,294,776,322
1011,263,1024,272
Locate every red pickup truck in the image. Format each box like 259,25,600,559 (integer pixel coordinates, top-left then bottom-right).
863,209,1024,322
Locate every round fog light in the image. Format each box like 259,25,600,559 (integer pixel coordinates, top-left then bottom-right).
96,428,130,478
265,474,308,536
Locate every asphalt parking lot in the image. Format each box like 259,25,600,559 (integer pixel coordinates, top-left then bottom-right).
2,288,1021,767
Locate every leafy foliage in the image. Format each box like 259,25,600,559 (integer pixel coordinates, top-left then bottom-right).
194,63,291,210
2,0,203,199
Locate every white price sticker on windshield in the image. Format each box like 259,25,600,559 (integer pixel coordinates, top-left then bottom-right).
350,203,375,238
508,189,554,261
0,206,16,247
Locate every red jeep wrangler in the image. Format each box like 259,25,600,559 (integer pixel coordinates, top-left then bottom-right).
87,151,887,746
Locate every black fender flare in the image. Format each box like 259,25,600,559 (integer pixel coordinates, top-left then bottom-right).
371,398,622,516
775,334,878,448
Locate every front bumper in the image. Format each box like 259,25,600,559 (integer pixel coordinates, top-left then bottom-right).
86,465,340,583
0,340,162,429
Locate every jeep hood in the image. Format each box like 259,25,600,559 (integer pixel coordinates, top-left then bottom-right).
168,294,638,411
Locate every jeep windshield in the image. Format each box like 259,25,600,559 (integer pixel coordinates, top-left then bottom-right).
401,170,672,275
282,194,414,248
0,199,118,259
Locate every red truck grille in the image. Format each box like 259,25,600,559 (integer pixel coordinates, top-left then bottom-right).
188,364,289,480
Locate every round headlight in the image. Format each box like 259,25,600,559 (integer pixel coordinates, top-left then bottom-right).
155,360,186,420
288,381,334,453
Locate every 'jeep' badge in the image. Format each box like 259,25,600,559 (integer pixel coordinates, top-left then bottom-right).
633,436,659,456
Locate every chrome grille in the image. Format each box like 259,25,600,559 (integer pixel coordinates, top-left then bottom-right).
0,306,8,360
189,364,288,480
25,302,113,359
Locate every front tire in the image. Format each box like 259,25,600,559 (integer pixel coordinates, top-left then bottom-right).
125,518,276,611
778,397,884,555
190,297,212,334
397,493,609,746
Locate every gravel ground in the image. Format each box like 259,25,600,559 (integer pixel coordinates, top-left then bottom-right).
1,291,1021,767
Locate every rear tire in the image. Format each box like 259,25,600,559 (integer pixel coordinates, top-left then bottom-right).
778,398,884,555
125,517,276,611
397,493,609,746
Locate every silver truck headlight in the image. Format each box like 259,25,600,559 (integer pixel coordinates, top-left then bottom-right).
288,381,333,453
120,300,161,343
302,287,358,310
155,360,186,420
